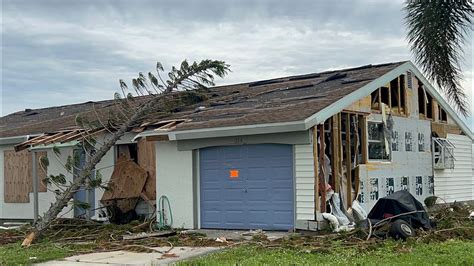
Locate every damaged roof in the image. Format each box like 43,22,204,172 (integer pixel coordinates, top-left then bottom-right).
1,61,406,139
143,61,406,132
0,100,116,138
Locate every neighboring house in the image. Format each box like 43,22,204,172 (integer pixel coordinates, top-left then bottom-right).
1,61,472,231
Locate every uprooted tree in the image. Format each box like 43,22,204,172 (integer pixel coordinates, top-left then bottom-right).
22,59,230,246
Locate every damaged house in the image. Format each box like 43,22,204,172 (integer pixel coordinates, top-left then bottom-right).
1,61,473,231
0,101,157,221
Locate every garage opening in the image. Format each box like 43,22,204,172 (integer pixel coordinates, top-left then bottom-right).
199,144,294,230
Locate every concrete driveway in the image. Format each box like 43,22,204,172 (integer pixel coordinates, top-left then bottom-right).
37,246,222,265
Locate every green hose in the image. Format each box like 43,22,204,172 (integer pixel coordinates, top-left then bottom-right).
156,195,173,230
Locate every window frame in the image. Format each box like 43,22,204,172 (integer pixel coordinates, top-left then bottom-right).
432,137,455,169
366,120,392,162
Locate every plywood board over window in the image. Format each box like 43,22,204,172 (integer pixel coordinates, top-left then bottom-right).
3,150,48,203
137,139,156,200
33,151,48,193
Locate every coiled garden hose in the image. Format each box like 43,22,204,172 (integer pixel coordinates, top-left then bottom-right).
156,195,173,230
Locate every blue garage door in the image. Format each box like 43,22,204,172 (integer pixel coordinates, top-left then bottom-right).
200,144,294,230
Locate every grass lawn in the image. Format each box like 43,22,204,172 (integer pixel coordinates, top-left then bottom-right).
1,238,473,265
0,241,97,265
183,240,474,265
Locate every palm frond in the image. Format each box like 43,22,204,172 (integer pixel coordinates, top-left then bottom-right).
404,0,472,116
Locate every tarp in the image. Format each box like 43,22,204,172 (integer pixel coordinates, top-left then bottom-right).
368,190,431,229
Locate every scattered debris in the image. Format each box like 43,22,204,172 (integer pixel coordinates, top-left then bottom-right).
215,237,227,243
123,231,176,240
161,252,179,259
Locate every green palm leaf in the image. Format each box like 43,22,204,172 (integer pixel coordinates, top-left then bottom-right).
404,0,473,116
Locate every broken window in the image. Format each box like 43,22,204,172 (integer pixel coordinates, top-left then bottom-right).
367,121,390,160
432,137,455,169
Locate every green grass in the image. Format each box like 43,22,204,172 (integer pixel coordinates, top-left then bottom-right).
0,241,96,265
183,240,474,265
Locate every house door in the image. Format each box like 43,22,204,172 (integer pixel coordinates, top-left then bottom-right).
73,149,95,218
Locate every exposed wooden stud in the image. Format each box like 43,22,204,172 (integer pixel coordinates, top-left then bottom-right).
312,126,319,215
59,128,106,144
318,124,326,213
345,113,352,208
360,116,368,164
388,84,392,112
337,113,343,194
330,115,338,192
377,88,382,111
44,130,79,145
397,77,402,114
353,165,360,199
432,100,438,121
423,87,427,116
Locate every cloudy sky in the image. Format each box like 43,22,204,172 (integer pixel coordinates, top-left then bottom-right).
1,0,472,129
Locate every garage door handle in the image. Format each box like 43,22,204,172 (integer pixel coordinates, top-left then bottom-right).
244,189,247,193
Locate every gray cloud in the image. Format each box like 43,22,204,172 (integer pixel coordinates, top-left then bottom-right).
1,0,472,129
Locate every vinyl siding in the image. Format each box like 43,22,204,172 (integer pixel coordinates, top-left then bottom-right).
294,144,315,220
434,134,474,202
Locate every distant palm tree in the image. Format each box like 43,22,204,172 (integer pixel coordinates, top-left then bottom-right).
404,0,473,116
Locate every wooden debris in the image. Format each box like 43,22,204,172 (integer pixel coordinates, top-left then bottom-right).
122,231,176,240
101,155,148,212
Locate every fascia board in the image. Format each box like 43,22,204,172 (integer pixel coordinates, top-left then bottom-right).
30,141,79,151
0,135,30,145
171,121,305,140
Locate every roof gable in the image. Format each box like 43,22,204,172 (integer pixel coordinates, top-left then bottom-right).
307,61,472,140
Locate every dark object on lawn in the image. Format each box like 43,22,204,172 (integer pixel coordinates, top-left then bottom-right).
107,205,139,224
389,219,415,240
368,190,432,230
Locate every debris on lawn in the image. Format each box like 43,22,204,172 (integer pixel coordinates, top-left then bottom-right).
122,230,176,240
0,196,472,260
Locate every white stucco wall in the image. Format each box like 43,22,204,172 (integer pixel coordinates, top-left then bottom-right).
155,141,194,229
434,134,474,202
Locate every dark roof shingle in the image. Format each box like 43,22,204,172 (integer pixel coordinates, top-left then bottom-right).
0,61,406,138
